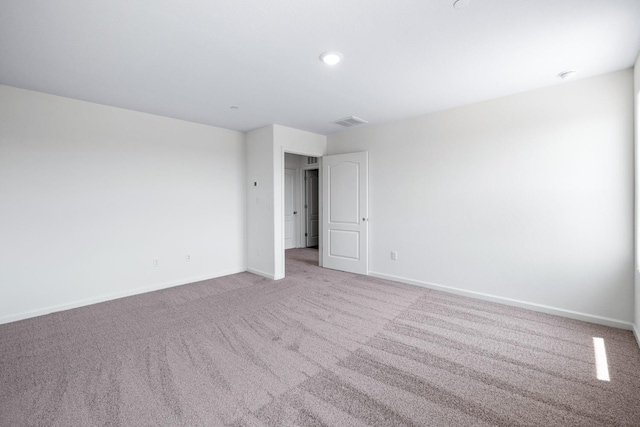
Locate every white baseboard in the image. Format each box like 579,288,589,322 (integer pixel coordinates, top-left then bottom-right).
634,325,640,349
0,268,245,326
369,271,634,331
247,268,277,280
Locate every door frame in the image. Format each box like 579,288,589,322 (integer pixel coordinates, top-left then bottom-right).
280,149,324,274
284,167,298,250
301,166,319,248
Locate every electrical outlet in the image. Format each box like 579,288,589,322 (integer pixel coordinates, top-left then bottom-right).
186,254,191,262
153,259,159,267
391,251,398,261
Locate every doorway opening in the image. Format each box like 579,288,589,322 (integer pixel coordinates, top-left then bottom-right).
280,150,368,278
283,153,320,268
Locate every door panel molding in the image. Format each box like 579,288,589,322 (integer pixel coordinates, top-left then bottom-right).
322,152,368,275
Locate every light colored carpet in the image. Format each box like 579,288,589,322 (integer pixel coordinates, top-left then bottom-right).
1,248,639,426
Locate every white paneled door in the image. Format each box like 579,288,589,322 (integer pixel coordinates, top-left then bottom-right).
284,168,296,249
322,152,368,274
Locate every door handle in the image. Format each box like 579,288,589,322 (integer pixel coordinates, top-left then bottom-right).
294,211,297,214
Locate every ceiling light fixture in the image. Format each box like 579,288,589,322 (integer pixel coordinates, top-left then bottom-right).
320,51,343,66
558,70,577,80
453,0,471,9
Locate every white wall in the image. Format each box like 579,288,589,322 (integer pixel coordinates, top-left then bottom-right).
274,125,326,278
246,125,326,279
246,126,276,278
328,69,635,328
285,152,306,169
0,85,246,324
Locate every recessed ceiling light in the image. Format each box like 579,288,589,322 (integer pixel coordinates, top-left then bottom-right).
320,51,343,66
558,70,577,80
453,0,471,9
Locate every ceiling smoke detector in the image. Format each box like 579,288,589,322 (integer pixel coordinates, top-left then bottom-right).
333,116,368,127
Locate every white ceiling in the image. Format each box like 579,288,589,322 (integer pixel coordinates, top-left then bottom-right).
1,0,639,135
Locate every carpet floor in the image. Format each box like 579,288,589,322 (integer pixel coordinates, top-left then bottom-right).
1,248,639,426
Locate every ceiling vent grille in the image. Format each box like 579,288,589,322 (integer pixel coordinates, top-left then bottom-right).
333,116,368,127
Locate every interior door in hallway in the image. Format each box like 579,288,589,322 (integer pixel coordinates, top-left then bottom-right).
305,169,319,247
322,152,368,275
284,168,297,249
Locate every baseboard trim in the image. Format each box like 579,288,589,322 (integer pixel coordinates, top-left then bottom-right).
247,268,277,280
0,268,245,326
634,325,640,349
369,271,633,331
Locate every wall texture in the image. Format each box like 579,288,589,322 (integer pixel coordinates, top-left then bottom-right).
328,69,635,327
0,85,246,323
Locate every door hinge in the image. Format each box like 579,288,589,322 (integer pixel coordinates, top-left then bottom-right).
305,233,308,237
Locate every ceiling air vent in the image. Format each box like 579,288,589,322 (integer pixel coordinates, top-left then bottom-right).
333,116,368,127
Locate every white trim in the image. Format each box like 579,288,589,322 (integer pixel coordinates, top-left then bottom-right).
633,324,640,348
247,267,277,280
369,271,634,330
296,167,304,249
283,166,299,250
280,145,326,276
300,165,320,249
0,269,245,326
